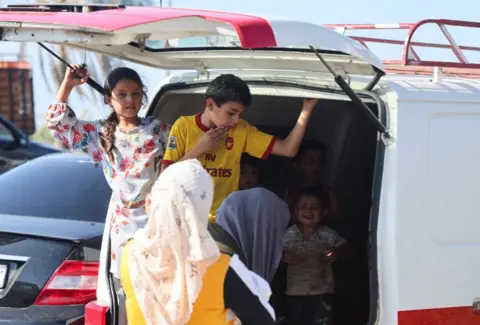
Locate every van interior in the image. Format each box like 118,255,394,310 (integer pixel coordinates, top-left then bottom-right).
150,85,381,325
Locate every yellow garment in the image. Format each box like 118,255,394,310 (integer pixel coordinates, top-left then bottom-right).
120,241,146,325
120,241,234,325
162,114,275,220
129,159,220,325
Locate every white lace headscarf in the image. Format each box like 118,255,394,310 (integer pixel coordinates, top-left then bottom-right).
128,159,220,325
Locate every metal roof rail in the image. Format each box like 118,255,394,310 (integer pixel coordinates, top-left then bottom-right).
324,19,480,78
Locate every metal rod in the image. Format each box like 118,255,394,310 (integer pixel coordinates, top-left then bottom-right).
37,42,105,95
37,42,74,69
309,45,389,136
309,45,336,76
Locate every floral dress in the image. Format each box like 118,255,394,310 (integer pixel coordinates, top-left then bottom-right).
46,102,170,277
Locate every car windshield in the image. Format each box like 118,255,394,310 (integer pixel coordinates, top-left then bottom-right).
0,153,111,223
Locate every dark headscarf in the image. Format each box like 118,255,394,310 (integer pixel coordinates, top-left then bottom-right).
215,188,290,283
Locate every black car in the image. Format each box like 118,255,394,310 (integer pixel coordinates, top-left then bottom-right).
0,152,112,324
0,115,63,175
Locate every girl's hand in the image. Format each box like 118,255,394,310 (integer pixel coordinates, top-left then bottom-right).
55,64,88,102
63,64,89,88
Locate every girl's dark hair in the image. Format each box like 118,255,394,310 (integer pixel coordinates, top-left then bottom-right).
100,67,147,164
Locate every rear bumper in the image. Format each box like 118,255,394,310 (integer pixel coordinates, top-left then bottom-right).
0,305,84,324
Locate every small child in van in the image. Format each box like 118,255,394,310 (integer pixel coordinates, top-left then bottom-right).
288,140,340,219
283,186,347,325
162,73,319,220
239,154,261,190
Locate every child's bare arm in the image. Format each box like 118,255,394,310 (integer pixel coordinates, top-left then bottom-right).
271,99,318,157
47,65,103,153
55,64,89,102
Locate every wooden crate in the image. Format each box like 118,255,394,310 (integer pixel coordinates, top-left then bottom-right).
0,61,35,135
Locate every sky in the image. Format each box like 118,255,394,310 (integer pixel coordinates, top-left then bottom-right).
1,0,479,127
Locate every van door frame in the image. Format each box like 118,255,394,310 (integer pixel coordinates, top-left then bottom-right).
358,90,387,325
145,81,388,325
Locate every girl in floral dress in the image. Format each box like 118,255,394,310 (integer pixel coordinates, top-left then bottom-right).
46,65,170,279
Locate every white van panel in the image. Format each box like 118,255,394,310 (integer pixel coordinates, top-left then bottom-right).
384,79,480,103
428,114,480,244
387,94,480,321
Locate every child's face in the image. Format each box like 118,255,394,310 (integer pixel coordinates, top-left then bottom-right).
105,79,143,119
295,195,327,226
239,163,259,190
206,98,244,128
297,149,326,182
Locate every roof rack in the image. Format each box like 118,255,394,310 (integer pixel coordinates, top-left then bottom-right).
324,19,480,79
1,4,125,13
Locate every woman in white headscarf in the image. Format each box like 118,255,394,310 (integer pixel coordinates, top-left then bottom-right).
119,159,276,325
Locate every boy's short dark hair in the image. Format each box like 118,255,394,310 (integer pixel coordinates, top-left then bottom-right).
205,74,252,107
240,154,261,169
296,140,327,161
295,185,331,210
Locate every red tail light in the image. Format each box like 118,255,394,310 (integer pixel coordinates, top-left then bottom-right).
34,260,99,305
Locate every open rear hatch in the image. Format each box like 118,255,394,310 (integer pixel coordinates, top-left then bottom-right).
0,4,385,88
0,4,391,138
0,4,391,137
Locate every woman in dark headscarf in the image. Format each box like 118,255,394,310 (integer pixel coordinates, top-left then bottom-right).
211,187,291,283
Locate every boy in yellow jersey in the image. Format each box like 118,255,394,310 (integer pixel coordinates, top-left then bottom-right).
161,74,318,220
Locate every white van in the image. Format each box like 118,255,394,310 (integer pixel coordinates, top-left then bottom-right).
0,4,478,325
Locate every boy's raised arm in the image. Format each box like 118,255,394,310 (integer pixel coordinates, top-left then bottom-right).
271,98,318,157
